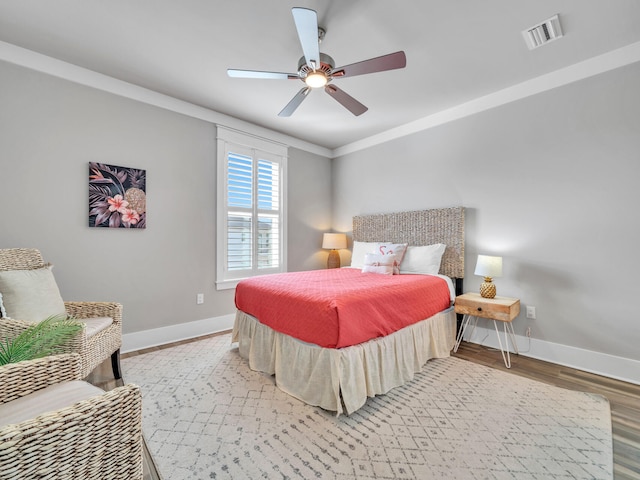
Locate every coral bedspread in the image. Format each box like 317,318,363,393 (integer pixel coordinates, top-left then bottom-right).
234,268,451,349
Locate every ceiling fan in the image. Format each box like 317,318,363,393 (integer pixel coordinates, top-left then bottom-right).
227,7,407,117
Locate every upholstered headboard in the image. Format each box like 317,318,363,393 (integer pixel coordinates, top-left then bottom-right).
352,206,465,279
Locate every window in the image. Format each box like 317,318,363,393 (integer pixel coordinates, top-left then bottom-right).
216,126,287,289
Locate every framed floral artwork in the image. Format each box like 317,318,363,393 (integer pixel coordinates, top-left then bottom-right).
89,162,146,228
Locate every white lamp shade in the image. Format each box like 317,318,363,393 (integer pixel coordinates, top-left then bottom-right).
474,255,503,278
322,233,347,250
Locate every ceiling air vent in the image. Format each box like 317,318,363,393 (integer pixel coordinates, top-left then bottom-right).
522,14,563,50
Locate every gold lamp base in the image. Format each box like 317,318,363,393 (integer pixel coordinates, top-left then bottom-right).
327,249,341,269
479,277,496,298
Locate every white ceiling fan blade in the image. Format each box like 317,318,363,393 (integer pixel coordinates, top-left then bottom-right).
324,85,368,116
278,87,311,117
292,7,320,69
332,51,407,78
227,69,298,80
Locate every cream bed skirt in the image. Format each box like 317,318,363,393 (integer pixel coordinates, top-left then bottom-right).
232,307,456,415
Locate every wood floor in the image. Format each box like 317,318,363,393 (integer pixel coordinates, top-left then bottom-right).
88,334,640,480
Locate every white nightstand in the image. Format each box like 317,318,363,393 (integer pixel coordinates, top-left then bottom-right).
453,292,521,368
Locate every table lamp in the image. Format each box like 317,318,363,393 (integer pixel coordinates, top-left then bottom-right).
474,255,503,298
322,233,347,269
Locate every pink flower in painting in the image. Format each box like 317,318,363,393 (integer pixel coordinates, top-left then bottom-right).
121,209,140,225
107,194,129,213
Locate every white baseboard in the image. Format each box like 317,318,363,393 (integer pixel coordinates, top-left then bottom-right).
123,314,640,386
463,324,640,386
122,314,235,353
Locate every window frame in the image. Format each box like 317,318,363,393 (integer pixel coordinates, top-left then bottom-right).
216,126,288,290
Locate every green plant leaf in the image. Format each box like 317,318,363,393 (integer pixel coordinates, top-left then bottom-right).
0,314,83,366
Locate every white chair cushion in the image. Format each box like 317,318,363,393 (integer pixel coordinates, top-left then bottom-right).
0,380,104,428
82,317,113,338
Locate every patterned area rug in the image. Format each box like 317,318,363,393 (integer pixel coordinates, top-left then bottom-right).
122,334,613,480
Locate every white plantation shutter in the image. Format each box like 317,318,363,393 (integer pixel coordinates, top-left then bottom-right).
257,159,280,269
227,153,253,271
217,127,287,289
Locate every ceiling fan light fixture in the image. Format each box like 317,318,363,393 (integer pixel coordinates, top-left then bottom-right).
304,71,328,88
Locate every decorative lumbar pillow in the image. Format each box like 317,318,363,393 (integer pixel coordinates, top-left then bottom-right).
377,243,408,274
0,266,67,321
350,241,379,269
399,243,447,275
362,253,398,275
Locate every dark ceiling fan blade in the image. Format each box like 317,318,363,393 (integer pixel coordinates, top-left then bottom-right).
227,69,298,80
292,7,320,69
278,87,311,117
324,85,368,116
332,51,406,78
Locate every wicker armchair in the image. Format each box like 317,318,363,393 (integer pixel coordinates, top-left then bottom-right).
0,354,143,479
0,248,123,379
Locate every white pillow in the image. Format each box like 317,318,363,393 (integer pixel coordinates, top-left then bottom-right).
399,244,447,275
350,241,379,269
0,266,67,321
362,253,397,275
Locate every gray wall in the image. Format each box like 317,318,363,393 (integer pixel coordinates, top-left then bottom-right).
0,61,331,334
3,55,638,364
287,147,333,271
333,62,640,362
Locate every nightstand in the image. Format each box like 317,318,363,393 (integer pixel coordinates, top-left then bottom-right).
453,292,520,368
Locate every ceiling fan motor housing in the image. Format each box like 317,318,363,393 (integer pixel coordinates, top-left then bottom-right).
297,52,335,82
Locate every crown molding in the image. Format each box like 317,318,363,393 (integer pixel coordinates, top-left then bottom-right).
3,39,640,160
0,40,332,158
332,41,640,158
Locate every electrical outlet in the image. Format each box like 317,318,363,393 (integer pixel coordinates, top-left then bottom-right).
526,306,536,319
526,326,531,337
196,293,204,305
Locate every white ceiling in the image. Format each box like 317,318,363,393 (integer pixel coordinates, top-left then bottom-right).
1,1,640,151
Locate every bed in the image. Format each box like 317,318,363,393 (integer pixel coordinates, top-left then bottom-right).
232,207,465,415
